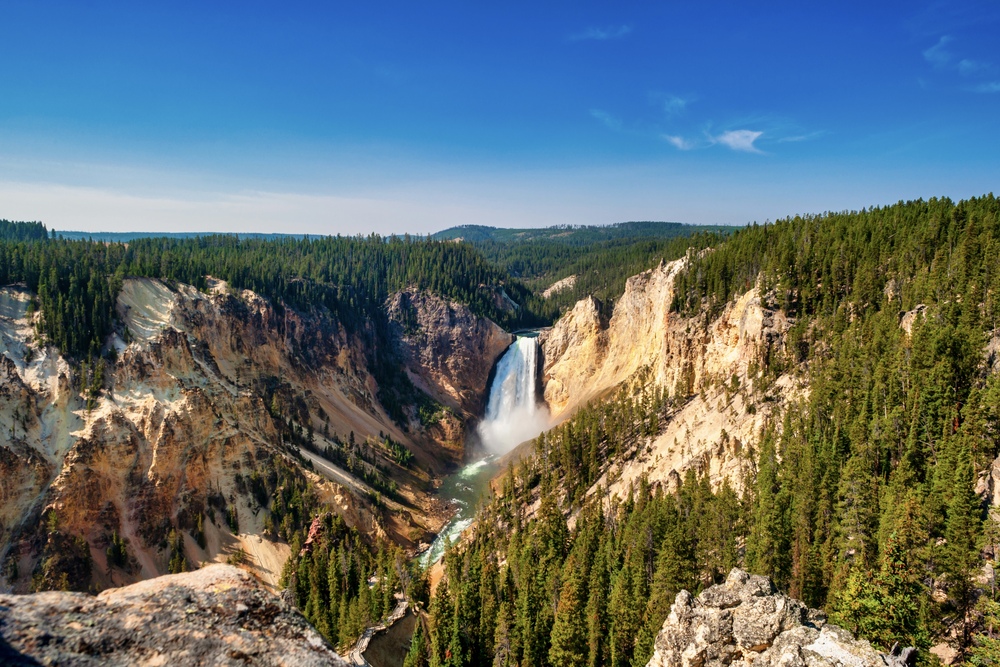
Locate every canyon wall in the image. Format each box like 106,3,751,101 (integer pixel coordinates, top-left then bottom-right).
540,257,803,494
386,288,513,419
0,278,508,594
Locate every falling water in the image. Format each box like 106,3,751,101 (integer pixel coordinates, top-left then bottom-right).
477,334,550,455
417,334,550,569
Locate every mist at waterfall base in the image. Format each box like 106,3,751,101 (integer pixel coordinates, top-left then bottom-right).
417,336,549,569
476,335,550,455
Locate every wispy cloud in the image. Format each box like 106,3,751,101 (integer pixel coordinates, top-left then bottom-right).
569,25,631,42
958,58,989,76
777,130,827,143
711,130,764,153
974,81,1000,93
663,135,695,150
923,35,954,67
922,35,996,87
662,95,690,117
590,109,623,131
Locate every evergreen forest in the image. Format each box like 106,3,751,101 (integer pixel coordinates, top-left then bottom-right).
5,196,1000,664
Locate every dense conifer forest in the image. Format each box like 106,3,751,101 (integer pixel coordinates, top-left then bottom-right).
406,195,1000,666
434,221,729,319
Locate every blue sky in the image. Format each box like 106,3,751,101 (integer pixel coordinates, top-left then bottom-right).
1,1,998,234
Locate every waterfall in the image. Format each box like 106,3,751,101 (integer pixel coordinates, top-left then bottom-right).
477,335,550,454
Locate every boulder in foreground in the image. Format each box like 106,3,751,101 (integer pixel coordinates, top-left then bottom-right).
0,564,347,666
647,568,916,667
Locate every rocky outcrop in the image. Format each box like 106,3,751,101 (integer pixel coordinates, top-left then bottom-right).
541,274,577,299
387,289,512,417
899,305,927,335
540,258,801,494
646,569,914,667
0,564,347,666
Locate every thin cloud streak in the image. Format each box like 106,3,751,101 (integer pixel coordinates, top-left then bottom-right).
958,58,990,75
923,35,954,66
568,25,631,42
590,109,623,131
663,135,695,150
661,95,690,117
777,130,828,143
921,34,996,85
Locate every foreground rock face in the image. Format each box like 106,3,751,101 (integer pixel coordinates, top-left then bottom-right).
0,564,347,666
647,569,911,667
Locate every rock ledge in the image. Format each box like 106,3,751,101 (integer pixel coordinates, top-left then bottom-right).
646,569,914,667
0,564,347,666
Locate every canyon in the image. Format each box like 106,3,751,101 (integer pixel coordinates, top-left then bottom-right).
1,250,948,666
0,254,799,595
0,276,510,594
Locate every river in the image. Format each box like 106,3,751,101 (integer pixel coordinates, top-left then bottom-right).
417,456,498,569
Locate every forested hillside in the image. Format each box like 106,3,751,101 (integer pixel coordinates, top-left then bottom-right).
0,233,542,353
431,221,726,245
409,195,1000,667
435,221,729,319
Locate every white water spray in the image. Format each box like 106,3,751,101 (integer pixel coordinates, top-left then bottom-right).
477,335,550,454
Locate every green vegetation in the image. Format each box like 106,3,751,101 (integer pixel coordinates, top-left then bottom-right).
236,452,425,649
431,221,727,245
417,376,736,667
419,195,1000,665
0,219,48,242
31,511,93,593
0,230,542,359
106,531,129,570
435,221,728,319
280,513,424,651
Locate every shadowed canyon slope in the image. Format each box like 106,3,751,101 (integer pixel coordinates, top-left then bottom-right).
386,288,513,419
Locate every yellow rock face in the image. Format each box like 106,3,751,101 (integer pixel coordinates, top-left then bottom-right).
1,279,503,593
539,257,805,494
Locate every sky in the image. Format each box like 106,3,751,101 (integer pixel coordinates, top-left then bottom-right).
1,1,998,234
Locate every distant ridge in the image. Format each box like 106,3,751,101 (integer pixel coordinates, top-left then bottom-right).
52,231,328,242
430,221,731,245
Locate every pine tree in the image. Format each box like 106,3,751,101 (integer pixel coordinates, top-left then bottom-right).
549,552,590,667
830,534,929,651
943,442,983,653
585,546,610,667
404,620,430,667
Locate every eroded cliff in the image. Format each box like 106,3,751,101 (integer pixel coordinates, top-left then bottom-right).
540,257,803,494
0,278,510,594
386,288,513,419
